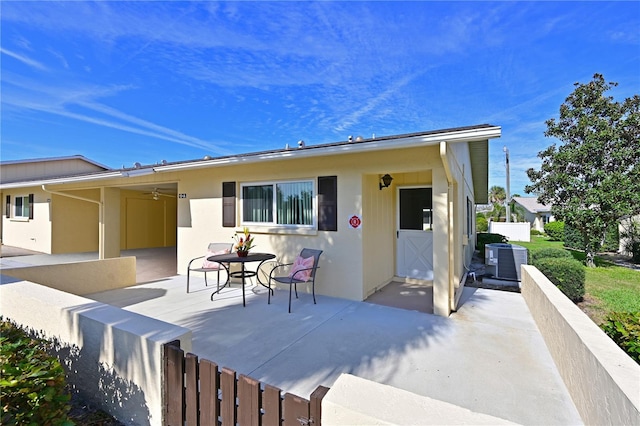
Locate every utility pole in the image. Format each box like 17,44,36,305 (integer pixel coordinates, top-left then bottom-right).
503,146,511,223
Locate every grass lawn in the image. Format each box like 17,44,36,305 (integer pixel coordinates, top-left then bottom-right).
518,235,640,325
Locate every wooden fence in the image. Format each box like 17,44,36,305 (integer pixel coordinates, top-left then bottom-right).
163,341,330,426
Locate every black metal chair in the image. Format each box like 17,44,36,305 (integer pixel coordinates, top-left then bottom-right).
268,248,323,313
186,243,232,293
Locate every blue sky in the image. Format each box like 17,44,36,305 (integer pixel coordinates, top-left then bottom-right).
1,1,638,196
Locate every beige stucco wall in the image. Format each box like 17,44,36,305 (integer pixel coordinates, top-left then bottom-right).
2,187,53,253
521,265,640,425
120,189,177,250
323,374,514,425
51,189,101,254
176,145,448,303
1,280,192,426
1,257,136,295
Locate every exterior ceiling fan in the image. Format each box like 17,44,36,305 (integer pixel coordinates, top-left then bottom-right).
144,188,176,200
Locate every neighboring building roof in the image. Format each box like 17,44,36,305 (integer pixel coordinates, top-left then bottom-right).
0,155,110,170
0,155,112,186
0,125,501,196
513,196,552,214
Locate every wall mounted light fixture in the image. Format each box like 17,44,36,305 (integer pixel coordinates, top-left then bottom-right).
379,174,393,190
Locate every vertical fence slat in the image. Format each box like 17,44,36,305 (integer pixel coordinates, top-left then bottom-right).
164,344,327,426
283,393,310,426
238,374,261,426
309,386,330,426
220,367,237,426
164,344,184,426
199,359,220,425
185,353,199,426
262,384,282,425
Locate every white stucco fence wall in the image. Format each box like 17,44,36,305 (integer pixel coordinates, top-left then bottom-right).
520,265,640,425
0,279,192,426
489,222,531,242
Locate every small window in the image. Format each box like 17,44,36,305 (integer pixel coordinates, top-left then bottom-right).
241,180,314,227
14,195,31,218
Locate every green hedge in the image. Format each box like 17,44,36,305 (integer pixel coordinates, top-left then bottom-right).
601,312,640,364
0,319,72,425
533,257,585,302
476,216,489,232
476,232,508,255
544,221,564,241
529,248,573,264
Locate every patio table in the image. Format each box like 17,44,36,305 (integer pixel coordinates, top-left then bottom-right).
206,252,276,306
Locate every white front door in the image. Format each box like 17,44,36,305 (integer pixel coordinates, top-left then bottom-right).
396,187,434,280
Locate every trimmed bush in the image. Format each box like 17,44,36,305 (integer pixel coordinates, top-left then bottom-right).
0,319,72,425
476,216,488,232
533,257,585,302
601,312,640,364
476,232,508,254
529,247,573,264
530,229,544,236
544,221,565,241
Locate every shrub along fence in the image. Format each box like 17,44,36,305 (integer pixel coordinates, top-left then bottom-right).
164,341,329,426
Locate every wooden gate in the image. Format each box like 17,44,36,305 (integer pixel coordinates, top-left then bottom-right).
163,341,329,426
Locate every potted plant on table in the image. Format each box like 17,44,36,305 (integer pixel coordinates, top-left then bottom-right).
233,227,255,257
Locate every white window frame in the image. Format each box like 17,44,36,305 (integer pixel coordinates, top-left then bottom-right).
14,195,30,219
240,179,317,229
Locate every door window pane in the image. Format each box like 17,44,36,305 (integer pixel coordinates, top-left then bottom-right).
400,188,433,230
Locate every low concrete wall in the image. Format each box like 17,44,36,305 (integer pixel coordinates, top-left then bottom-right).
521,265,640,425
0,280,192,426
322,374,515,425
1,257,136,295
489,222,531,242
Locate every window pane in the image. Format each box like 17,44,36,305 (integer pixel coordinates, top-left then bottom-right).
276,182,313,225
14,197,24,217
400,188,432,230
242,185,273,223
23,198,30,219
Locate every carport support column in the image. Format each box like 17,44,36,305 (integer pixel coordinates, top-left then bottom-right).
100,187,121,259
432,168,451,317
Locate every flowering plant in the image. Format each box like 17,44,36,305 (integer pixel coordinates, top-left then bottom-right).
233,227,255,254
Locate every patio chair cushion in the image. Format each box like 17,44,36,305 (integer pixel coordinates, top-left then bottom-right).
288,255,314,281
202,248,229,269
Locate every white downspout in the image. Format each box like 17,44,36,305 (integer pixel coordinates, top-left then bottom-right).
439,142,455,313
42,185,105,259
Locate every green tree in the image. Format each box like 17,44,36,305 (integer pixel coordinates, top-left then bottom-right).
488,185,506,205
526,74,640,267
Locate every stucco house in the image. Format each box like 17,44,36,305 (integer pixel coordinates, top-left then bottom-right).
512,196,554,232
1,155,111,251
1,124,501,316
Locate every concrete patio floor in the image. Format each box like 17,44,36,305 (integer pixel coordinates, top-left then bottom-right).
0,246,582,424
86,275,582,425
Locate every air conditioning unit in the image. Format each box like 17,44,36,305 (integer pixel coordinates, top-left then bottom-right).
485,243,528,281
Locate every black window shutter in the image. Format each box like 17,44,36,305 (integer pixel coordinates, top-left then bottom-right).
222,182,236,227
318,176,337,231
28,194,34,219
5,195,10,218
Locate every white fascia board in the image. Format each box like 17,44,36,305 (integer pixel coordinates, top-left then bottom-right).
0,171,133,190
154,126,502,173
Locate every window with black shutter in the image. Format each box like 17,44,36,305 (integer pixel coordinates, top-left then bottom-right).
5,195,10,218
318,176,337,231
222,182,236,227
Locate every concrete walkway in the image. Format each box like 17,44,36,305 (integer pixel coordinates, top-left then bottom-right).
86,275,583,425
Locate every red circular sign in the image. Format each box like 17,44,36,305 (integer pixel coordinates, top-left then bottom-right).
349,215,362,228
